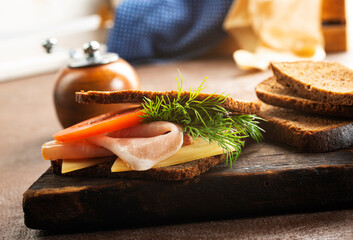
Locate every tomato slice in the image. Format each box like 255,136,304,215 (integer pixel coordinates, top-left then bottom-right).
53,108,145,142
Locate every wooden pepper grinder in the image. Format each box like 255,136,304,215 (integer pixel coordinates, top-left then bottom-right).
43,39,140,128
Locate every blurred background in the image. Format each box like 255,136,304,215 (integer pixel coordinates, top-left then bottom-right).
0,0,351,82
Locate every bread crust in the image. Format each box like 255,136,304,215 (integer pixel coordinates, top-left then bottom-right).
258,105,353,152
51,155,225,181
52,90,256,181
255,77,353,118
76,90,260,114
271,61,353,106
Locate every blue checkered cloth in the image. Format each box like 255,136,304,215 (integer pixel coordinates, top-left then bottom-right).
107,0,233,64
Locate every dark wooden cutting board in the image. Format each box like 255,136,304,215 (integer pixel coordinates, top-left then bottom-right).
23,141,353,230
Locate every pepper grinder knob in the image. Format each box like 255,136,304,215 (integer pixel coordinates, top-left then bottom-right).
83,41,100,58
42,38,58,53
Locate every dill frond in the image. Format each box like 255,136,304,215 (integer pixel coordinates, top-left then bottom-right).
140,74,264,167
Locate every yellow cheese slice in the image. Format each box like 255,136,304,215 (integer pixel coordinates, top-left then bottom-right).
61,158,113,174
111,138,225,172
60,138,227,174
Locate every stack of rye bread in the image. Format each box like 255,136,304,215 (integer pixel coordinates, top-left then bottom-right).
255,61,353,152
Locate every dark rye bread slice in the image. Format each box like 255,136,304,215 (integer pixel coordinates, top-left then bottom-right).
51,90,258,181
271,61,353,106
76,90,260,114
255,77,353,118
50,154,224,181
258,104,353,152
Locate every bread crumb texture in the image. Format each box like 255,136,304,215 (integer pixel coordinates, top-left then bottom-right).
271,61,353,105
76,90,260,114
258,105,353,152
255,77,353,117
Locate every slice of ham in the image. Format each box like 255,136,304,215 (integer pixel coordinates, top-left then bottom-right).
87,121,183,170
42,139,114,160
42,121,185,171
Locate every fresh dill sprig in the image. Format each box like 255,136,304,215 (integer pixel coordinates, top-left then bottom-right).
140,74,264,167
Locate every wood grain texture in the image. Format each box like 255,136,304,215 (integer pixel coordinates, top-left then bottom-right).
23,142,353,230
321,0,346,22
322,24,347,52
2,55,353,239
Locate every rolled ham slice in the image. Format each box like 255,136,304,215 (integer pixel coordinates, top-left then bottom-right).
87,121,184,170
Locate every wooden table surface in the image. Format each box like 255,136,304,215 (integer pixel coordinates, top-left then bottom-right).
1,54,353,239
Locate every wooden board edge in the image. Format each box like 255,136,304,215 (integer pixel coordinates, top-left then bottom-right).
23,164,353,230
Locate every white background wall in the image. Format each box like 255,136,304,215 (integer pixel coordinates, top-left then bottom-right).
0,0,101,40
0,0,109,81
